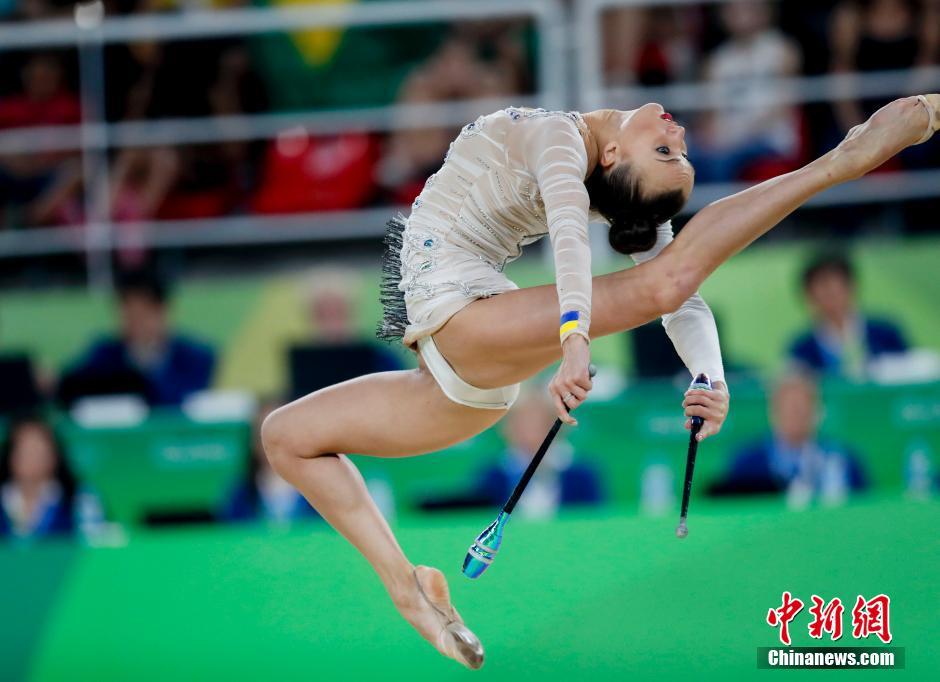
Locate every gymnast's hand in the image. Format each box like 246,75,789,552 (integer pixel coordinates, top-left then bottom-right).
549,334,593,426
683,380,729,442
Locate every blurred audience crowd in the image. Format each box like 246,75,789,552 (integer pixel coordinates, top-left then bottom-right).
0,0,532,247
604,0,940,184
1,0,939,244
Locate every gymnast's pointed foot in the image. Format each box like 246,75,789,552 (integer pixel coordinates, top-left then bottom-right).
915,94,940,143
829,95,940,182
397,565,485,670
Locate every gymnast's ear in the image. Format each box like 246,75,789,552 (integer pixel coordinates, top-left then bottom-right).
599,140,620,171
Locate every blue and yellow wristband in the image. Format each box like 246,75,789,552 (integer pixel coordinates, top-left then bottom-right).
559,310,582,342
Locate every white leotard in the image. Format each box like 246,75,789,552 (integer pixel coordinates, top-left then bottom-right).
399,107,724,383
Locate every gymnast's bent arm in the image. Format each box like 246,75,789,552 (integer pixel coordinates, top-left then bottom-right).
521,115,594,423
631,221,729,440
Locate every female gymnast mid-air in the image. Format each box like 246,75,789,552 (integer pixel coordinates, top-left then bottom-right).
261,95,939,669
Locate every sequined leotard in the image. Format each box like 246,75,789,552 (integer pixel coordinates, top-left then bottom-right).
390,107,724,382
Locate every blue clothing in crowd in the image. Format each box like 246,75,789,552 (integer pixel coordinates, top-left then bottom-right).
69,336,215,406
475,450,604,509
788,317,908,376
719,437,867,495
0,486,74,538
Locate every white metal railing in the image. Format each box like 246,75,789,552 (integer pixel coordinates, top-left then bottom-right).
0,1,558,49
5,66,940,155
1,0,939,280
0,206,405,257
0,97,543,154
604,67,940,112
6,166,940,259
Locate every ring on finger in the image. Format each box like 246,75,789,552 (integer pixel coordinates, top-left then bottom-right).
562,392,575,405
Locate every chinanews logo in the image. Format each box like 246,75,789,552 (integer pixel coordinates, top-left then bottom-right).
758,591,904,669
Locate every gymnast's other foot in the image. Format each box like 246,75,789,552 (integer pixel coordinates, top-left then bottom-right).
915,94,940,143
828,95,939,182
395,565,485,670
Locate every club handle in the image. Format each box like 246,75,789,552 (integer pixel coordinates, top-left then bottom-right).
562,363,598,415
503,364,596,514
677,373,709,539
688,373,712,432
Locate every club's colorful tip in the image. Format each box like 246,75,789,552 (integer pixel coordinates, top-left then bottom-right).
461,555,489,580
462,511,510,579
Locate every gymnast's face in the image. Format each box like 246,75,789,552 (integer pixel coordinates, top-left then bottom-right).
601,103,695,199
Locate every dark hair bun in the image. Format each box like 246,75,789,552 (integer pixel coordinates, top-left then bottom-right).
608,220,658,254
585,163,689,255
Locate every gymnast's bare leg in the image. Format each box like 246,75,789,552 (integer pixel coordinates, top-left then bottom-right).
262,95,938,669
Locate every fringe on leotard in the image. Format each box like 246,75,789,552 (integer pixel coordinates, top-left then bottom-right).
375,214,409,344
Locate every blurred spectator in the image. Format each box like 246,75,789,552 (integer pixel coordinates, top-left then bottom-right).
603,6,701,86
99,25,179,233
107,41,268,255
777,0,845,76
303,271,389,351
0,414,102,539
788,253,908,378
108,147,179,225
0,53,83,228
254,22,528,213
57,268,215,408
219,400,319,524
158,44,269,220
288,270,402,399
830,0,940,133
0,53,79,129
694,1,803,182
472,390,603,519
602,6,647,86
709,374,867,498
377,34,520,204
251,128,379,214
4,0,74,22
451,20,533,93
